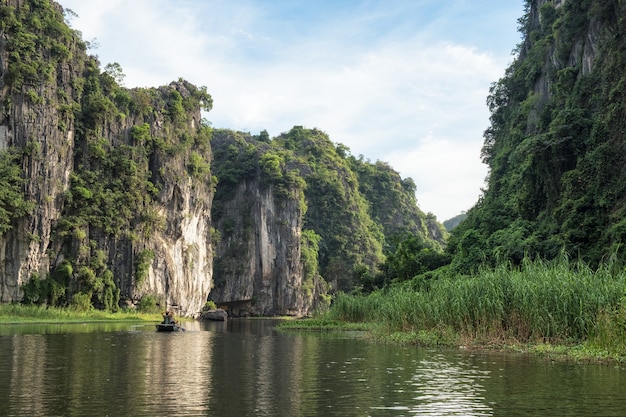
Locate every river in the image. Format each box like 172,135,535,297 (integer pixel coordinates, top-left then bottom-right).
0,319,624,416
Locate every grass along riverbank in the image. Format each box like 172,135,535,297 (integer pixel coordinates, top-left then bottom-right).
282,256,626,362
0,304,163,323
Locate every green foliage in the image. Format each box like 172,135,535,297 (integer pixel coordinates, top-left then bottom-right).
300,229,324,298
73,259,119,312
188,151,211,178
260,152,283,182
51,260,73,286
0,1,78,91
327,256,626,346
589,296,626,354
21,274,65,306
0,148,34,235
130,123,151,145
383,234,451,283
103,62,125,85
135,249,154,287
211,130,259,188
324,291,377,323
203,300,217,311
258,129,270,142
97,270,119,312
348,156,445,251
0,303,162,323
137,294,162,313
70,292,93,312
191,84,213,113
452,1,626,270
61,138,159,237
167,89,186,126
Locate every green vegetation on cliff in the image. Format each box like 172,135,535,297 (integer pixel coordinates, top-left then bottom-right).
52,74,214,311
1,0,215,312
210,126,445,296
449,0,626,271
0,148,34,234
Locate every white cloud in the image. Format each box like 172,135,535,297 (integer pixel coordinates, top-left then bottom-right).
59,0,521,220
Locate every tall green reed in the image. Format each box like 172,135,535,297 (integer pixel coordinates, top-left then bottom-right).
328,255,626,344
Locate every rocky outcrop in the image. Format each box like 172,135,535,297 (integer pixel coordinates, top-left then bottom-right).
0,1,214,316
524,0,604,99
200,308,228,321
0,0,80,302
141,171,214,317
210,179,314,316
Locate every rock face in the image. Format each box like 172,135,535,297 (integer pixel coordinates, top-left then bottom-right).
524,0,602,98
0,1,214,316
0,0,79,302
210,179,313,316
144,148,214,316
199,308,228,321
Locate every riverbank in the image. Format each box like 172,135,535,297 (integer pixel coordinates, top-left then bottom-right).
0,304,162,323
278,317,626,364
280,257,626,364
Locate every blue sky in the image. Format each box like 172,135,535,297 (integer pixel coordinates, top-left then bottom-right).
59,0,525,221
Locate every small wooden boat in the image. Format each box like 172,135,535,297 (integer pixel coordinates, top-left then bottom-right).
156,322,183,332
156,311,185,332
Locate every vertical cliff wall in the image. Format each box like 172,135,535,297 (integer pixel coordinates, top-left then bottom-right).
79,80,215,317
0,0,80,301
0,1,215,316
450,0,626,268
211,179,312,316
209,129,324,316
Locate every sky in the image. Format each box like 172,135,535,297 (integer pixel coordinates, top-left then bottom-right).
59,0,525,221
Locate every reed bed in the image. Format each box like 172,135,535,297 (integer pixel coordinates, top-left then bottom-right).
327,257,626,345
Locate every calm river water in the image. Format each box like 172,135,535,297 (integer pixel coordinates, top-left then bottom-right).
0,319,625,416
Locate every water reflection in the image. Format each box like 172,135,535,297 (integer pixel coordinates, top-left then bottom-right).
1,320,625,416
141,326,214,416
405,353,492,416
204,320,308,416
8,334,48,416
306,341,493,416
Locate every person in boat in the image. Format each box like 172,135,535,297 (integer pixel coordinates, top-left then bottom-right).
162,311,173,325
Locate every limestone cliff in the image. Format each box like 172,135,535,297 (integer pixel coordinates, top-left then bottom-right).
210,180,310,316
450,0,626,268
0,0,214,316
209,130,324,316
0,0,80,302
